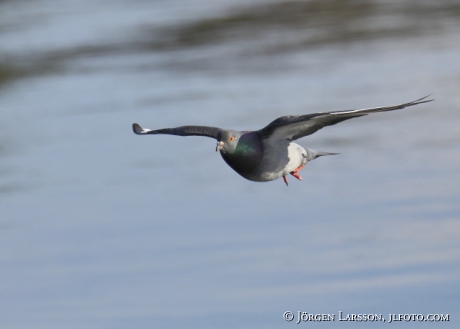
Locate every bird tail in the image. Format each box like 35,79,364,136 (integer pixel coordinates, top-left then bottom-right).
315,151,340,158
305,149,340,161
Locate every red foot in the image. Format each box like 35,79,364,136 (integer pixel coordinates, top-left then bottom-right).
283,175,288,186
290,163,305,181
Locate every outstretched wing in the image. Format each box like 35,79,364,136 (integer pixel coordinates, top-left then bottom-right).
258,96,433,141
132,123,222,139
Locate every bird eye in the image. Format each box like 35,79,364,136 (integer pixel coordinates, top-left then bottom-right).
229,136,235,142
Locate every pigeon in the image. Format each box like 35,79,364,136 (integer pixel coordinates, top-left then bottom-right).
133,96,432,186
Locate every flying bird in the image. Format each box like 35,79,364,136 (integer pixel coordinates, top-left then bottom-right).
133,96,432,186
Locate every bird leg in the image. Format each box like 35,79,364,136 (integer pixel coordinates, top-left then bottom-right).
283,175,288,186
290,164,305,181
282,163,305,185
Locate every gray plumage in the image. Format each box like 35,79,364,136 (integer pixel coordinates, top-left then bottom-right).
133,96,433,186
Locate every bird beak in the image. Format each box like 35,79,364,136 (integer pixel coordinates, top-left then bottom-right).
216,141,224,152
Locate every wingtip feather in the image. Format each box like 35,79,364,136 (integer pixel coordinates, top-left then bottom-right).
410,94,435,105
132,123,152,135
132,123,142,134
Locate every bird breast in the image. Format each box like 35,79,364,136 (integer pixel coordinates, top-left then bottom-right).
220,134,264,177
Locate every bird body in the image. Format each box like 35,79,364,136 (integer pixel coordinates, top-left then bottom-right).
133,96,432,186
220,134,304,182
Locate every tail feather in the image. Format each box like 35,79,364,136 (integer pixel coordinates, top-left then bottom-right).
315,151,340,158
305,149,340,161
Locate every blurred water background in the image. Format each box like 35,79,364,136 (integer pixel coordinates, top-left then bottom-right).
1,0,459,328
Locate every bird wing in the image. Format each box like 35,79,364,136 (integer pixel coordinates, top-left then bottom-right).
133,123,222,139
258,96,433,141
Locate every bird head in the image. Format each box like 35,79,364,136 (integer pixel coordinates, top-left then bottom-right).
216,130,241,153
